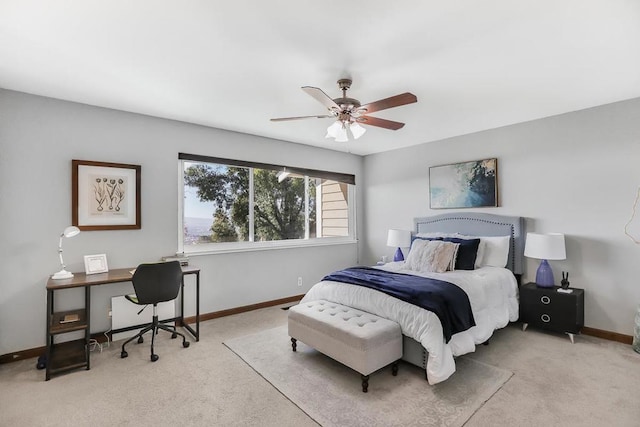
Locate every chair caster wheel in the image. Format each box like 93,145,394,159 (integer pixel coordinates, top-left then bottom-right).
151,354,159,362
171,332,177,339
137,336,144,344
121,351,128,358
183,341,190,348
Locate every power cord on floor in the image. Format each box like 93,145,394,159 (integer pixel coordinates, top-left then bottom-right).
88,339,101,352
88,329,111,353
103,329,111,349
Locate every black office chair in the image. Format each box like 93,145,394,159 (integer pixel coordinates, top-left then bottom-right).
120,261,190,361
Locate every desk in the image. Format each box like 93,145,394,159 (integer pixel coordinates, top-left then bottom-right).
45,266,200,380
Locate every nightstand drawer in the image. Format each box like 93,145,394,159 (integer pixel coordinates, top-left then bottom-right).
520,304,581,333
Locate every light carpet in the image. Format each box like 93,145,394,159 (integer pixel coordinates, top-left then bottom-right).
224,326,513,427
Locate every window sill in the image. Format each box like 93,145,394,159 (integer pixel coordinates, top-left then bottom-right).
181,238,358,256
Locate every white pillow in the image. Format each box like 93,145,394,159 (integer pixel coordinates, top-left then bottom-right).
478,235,510,268
403,239,459,273
474,240,486,268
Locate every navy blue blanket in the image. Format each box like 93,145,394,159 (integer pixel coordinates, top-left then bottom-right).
322,267,475,342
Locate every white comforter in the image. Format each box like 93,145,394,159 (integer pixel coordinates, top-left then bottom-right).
300,263,518,384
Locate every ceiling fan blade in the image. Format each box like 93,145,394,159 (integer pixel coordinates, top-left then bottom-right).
359,92,417,114
356,115,405,130
271,114,334,122
302,86,340,111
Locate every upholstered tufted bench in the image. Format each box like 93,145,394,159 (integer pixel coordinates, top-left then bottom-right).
288,300,402,392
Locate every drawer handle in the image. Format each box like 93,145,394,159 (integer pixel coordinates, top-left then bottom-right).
541,314,551,323
541,295,551,305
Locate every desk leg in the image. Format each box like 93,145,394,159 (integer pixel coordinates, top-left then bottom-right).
180,276,185,328
195,271,200,341
85,286,91,370
45,290,53,381
180,271,200,342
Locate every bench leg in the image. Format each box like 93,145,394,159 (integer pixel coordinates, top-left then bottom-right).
291,337,297,352
361,374,369,393
392,360,399,376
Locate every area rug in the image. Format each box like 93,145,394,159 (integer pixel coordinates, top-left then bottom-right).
224,326,512,427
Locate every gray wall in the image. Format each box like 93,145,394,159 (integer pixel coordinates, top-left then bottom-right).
0,90,363,355
2,88,638,355
363,97,640,336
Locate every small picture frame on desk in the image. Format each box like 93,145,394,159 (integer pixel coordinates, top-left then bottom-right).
84,254,109,275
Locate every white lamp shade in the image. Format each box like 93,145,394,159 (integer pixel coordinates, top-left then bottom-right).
326,121,342,138
524,232,566,260
63,226,81,238
334,125,348,142
327,121,349,142
350,122,366,139
387,229,411,248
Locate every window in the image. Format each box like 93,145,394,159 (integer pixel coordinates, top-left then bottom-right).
178,153,356,254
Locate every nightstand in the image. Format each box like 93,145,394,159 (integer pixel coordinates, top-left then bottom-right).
520,282,585,343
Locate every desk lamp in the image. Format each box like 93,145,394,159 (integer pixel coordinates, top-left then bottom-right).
387,229,411,262
51,226,81,280
524,232,566,288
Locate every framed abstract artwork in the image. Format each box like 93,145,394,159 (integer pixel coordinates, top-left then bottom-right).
429,158,498,209
72,160,141,230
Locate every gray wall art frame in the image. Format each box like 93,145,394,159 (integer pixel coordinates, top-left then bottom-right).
429,158,498,209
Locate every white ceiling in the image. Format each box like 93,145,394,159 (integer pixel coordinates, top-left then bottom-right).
1,1,639,156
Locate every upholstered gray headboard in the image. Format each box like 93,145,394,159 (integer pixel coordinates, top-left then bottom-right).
413,213,525,275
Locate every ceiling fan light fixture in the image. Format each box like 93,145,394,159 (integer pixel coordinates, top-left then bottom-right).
272,79,417,143
350,122,366,139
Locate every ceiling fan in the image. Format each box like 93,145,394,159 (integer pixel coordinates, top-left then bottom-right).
271,79,417,142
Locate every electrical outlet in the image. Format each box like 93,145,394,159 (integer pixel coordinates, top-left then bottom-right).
108,310,112,317
297,276,303,287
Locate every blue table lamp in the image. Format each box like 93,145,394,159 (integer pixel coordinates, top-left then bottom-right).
387,229,411,262
524,232,566,288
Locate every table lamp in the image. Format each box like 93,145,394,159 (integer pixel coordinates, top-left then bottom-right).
387,229,411,262
51,226,81,280
524,232,566,288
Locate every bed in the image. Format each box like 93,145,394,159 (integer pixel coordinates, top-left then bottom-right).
300,212,525,384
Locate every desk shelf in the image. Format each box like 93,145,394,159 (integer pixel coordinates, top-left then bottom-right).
47,339,88,376
49,309,88,335
45,283,91,381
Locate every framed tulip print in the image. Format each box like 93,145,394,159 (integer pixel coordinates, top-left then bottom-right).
72,160,141,230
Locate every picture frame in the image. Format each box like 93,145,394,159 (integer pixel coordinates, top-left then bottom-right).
429,158,498,209
84,254,109,275
72,160,141,230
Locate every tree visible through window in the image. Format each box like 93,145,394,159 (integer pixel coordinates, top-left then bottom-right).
180,155,353,250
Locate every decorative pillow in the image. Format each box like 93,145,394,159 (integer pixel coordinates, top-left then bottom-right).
440,237,480,270
478,235,510,268
404,240,459,273
412,236,480,270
